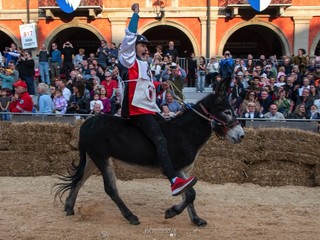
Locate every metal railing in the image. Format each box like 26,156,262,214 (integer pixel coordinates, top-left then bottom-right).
0,112,94,125
238,118,320,133
1,112,319,132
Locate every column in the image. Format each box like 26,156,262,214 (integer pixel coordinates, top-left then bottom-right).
209,17,218,57
293,16,312,55
109,17,127,46
199,17,207,56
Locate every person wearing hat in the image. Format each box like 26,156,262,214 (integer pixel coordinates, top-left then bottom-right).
118,3,197,196
0,68,14,95
9,80,33,113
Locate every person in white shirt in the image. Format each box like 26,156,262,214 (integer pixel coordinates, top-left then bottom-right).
206,56,219,87
90,92,104,111
0,52,4,67
57,79,71,102
264,104,285,120
242,102,264,119
298,77,310,96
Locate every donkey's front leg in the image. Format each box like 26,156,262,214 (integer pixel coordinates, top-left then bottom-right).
165,187,207,226
186,190,207,226
164,187,195,219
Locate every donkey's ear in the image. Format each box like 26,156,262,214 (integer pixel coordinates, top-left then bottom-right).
215,77,232,97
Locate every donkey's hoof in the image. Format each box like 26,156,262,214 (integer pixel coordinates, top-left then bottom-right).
193,218,207,226
129,215,140,225
165,207,179,219
65,209,75,216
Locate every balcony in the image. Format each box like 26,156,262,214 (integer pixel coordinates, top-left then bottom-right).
38,0,103,19
218,0,292,17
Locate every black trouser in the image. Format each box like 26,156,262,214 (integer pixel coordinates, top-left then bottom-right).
130,114,176,181
187,70,196,87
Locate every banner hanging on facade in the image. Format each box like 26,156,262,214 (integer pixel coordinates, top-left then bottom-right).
19,23,38,49
248,0,272,12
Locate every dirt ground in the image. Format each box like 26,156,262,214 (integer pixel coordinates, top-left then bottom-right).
0,176,319,240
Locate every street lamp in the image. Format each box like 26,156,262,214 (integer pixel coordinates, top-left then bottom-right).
153,0,166,20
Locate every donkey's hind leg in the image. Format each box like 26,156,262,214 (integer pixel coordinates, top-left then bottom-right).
99,159,140,225
64,155,96,216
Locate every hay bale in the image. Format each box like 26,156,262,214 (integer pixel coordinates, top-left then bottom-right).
113,161,164,181
1,121,320,187
69,120,83,150
245,161,315,187
48,151,80,175
314,165,320,186
9,143,72,154
194,156,246,184
0,151,50,176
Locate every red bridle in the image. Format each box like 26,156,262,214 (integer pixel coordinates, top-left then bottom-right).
199,103,239,137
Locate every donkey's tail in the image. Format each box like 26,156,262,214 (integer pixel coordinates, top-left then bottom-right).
53,142,87,203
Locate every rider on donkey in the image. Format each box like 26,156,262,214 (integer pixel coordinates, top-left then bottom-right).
118,3,197,196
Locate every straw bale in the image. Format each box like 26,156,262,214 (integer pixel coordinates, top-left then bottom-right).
9,132,69,144
48,151,80,175
69,121,82,150
245,161,314,187
1,121,320,187
315,165,320,186
9,143,72,154
0,151,50,176
6,122,74,134
194,156,246,184
113,161,164,181
0,140,10,150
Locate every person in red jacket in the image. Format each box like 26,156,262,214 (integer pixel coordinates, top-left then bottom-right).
118,3,197,196
9,80,33,113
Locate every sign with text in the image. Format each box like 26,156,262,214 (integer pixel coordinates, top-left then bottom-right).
19,23,38,49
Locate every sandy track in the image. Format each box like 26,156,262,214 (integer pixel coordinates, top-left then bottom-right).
0,176,320,240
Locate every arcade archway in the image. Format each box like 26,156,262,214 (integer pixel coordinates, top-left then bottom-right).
48,27,102,54
0,30,20,55
223,25,284,59
142,25,194,58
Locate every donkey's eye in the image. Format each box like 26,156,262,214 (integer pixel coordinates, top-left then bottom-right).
224,110,232,115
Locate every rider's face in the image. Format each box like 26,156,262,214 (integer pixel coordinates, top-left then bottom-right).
136,43,148,61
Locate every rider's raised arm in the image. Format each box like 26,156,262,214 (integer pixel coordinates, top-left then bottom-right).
118,4,140,68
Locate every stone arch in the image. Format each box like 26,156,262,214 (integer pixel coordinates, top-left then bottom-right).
44,22,105,48
139,20,200,56
0,25,21,47
218,20,291,57
310,32,320,57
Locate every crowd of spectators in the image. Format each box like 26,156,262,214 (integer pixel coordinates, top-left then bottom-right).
0,40,320,124
217,50,320,122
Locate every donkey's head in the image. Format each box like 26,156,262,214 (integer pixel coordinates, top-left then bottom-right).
198,78,245,143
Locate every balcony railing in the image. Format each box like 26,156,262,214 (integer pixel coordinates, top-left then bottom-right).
38,0,103,8
39,0,103,19
218,0,292,7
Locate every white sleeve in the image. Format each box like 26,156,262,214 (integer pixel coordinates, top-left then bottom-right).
99,100,104,110
118,29,137,68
